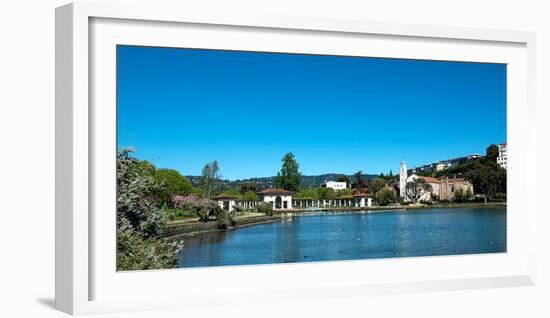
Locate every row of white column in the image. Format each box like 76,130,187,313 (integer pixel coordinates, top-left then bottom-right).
293,199,359,208
240,201,260,210
236,198,371,210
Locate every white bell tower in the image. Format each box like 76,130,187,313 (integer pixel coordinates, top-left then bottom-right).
399,160,407,198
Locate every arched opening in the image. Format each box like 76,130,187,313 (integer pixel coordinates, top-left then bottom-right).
275,196,282,209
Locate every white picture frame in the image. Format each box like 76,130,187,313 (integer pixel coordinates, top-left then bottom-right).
56,1,537,315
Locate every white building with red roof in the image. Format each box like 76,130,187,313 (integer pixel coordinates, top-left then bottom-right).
257,188,294,210
212,194,238,212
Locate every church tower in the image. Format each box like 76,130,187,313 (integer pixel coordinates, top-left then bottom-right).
399,160,407,198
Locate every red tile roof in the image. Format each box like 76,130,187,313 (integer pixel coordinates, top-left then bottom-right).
419,176,441,184
440,177,467,183
257,189,293,195
352,193,371,197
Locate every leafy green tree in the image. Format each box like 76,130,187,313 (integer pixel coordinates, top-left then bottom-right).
239,183,257,194
116,148,182,271
405,178,432,203
371,178,387,194
295,188,319,200
274,152,301,191
136,160,156,177
316,187,336,200
465,161,506,203
337,175,350,184
201,161,221,198
242,191,259,202
486,144,499,162
376,188,396,206
223,188,241,196
417,171,435,177
191,187,205,198
154,169,193,204
336,189,353,197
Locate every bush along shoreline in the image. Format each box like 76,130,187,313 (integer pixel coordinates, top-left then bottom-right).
116,148,183,271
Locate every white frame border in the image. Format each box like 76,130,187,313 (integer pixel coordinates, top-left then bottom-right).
55,1,537,315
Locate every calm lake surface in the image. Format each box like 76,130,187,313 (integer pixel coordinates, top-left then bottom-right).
177,207,506,268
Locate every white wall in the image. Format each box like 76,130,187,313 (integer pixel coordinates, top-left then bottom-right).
325,181,347,191
1,0,549,317
263,195,293,209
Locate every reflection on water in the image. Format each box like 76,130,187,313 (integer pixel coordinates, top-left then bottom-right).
178,207,506,268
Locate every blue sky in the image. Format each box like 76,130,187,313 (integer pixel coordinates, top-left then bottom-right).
117,45,506,180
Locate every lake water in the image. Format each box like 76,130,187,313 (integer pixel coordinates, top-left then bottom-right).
177,207,506,268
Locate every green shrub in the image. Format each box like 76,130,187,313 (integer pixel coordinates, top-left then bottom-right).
215,210,238,229
177,210,196,217
241,191,259,202
164,209,197,220
164,209,176,222
256,202,274,216
376,188,396,206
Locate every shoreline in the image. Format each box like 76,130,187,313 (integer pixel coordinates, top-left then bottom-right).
278,201,506,214
163,215,288,240
164,202,505,239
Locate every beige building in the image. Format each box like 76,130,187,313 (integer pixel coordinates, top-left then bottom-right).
438,176,474,201
400,161,474,202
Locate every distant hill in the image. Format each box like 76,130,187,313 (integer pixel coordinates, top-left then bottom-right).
186,173,379,191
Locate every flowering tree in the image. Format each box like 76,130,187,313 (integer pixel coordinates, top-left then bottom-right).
116,148,182,270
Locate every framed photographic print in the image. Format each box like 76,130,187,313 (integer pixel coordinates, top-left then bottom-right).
56,1,537,315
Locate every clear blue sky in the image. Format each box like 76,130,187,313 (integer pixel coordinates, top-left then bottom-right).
117,45,506,180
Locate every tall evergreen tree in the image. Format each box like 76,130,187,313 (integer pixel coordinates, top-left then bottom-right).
486,144,499,162
353,170,368,192
274,152,301,191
